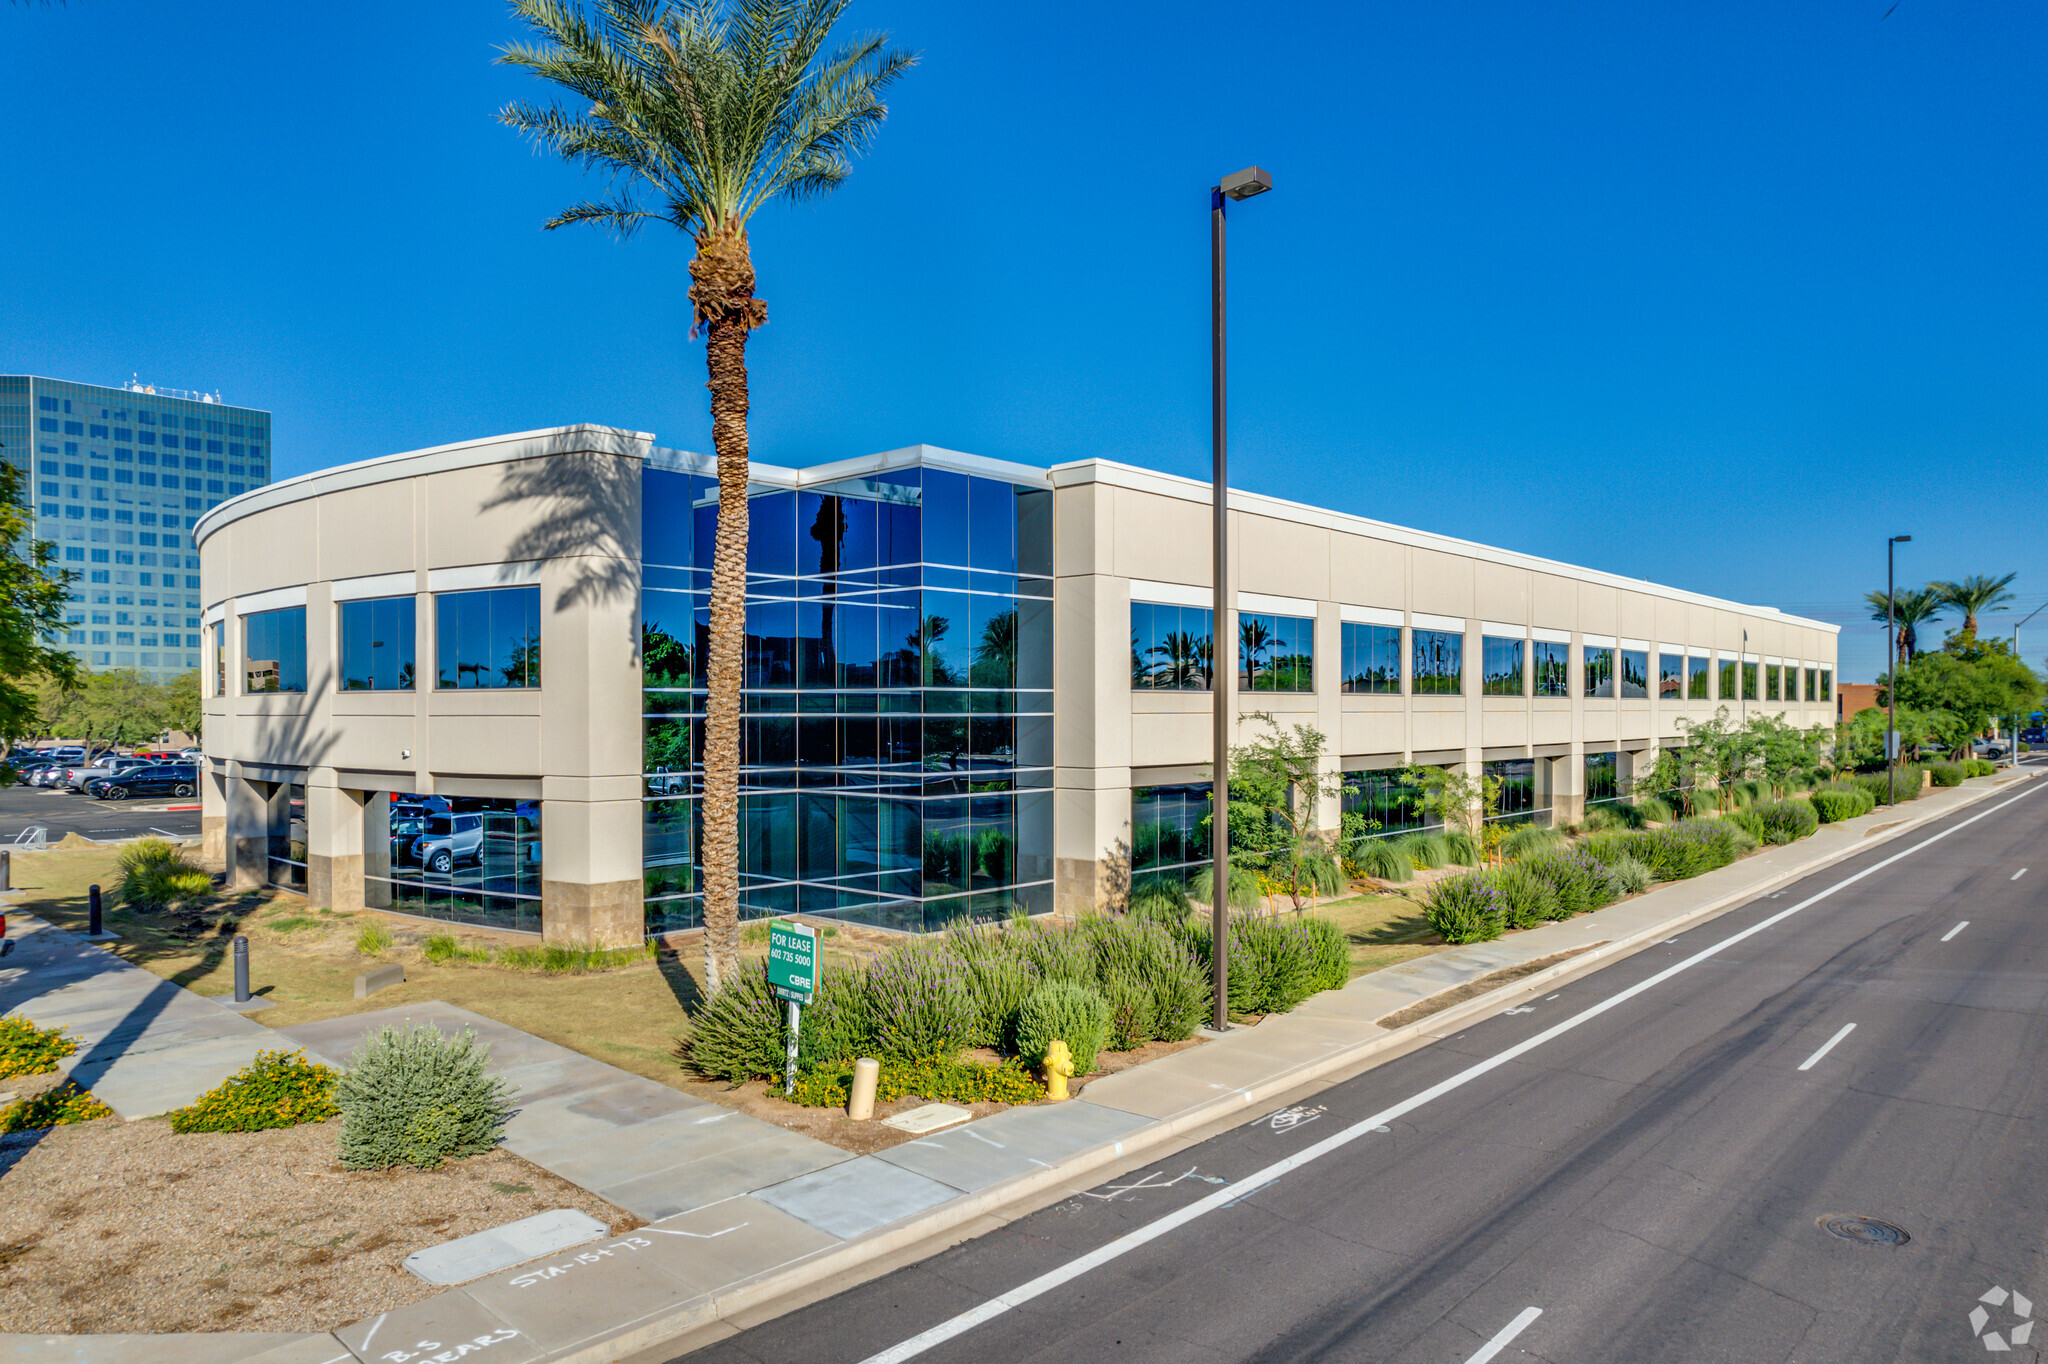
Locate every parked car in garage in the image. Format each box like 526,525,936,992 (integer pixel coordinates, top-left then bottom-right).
86,764,198,801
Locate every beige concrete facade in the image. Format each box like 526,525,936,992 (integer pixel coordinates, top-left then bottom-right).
1048,460,1840,914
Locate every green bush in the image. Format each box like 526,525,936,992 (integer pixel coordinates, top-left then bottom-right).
114,837,213,912
1724,808,1766,842
335,1025,514,1170
1442,830,1481,867
1811,783,1875,822
1188,863,1263,912
1636,796,1676,823
781,1055,1046,1108
0,1016,77,1080
1519,849,1623,918
1345,838,1412,883
1394,831,1450,870
866,941,975,1060
1494,863,1560,928
943,924,1036,1049
1853,766,1925,806
1014,981,1111,1075
1127,879,1194,930
1605,854,1654,894
1221,915,1348,1013
1008,918,1095,986
1501,825,1565,861
1753,799,1819,845
1587,819,1743,882
170,1049,339,1134
1080,917,1208,1045
1928,762,1966,788
1423,872,1505,944
678,961,784,1083
1964,758,1997,777
0,1081,113,1133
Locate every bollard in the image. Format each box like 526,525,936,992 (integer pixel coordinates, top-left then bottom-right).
88,883,102,937
233,935,251,1003
847,1057,881,1121
0,847,11,892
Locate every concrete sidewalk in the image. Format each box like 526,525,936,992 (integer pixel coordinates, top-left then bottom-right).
1,768,2033,1364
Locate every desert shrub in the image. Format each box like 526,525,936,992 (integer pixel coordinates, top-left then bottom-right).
1442,830,1481,867
796,964,879,1069
355,923,395,955
170,1049,339,1134
1081,916,1208,1044
1753,799,1819,845
335,1025,514,1170
1493,863,1560,928
1224,915,1348,1013
1127,879,1194,931
1424,872,1505,944
0,1081,113,1133
1520,850,1623,918
114,838,213,912
1300,915,1351,993
943,924,1038,1049
1724,808,1766,843
1014,981,1111,1075
1811,783,1875,822
782,1055,1046,1108
0,1016,78,1079
1580,806,1626,833
1724,821,1760,853
1395,831,1450,870
1636,796,1676,823
1928,762,1966,788
1612,819,1742,881
1501,825,1565,861
679,962,784,1083
1964,758,1997,777
1188,863,1263,912
1605,854,1654,894
866,942,975,1060
1345,838,1412,883
1007,918,1095,986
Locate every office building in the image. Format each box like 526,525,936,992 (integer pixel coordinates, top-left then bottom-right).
195,426,1838,947
0,374,272,680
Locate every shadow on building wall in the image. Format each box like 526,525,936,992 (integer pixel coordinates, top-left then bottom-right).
482,452,642,659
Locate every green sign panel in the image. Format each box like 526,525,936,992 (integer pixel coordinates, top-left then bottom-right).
767,920,816,1003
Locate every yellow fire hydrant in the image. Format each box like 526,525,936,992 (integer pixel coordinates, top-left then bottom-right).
1043,1039,1075,1101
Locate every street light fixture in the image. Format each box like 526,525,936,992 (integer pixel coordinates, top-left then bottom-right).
1208,164,1272,1033
1888,535,1911,804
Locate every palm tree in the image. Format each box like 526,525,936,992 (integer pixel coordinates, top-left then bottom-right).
1931,572,2018,638
499,0,912,988
1863,586,1945,665
1239,617,1272,690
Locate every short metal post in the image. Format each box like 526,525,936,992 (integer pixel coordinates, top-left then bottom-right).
0,847,11,891
784,998,801,1096
88,883,102,937
233,935,251,1003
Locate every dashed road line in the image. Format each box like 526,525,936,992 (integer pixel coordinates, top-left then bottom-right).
1942,921,1970,942
1797,1023,1857,1072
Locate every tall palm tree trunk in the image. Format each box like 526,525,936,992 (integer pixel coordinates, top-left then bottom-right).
693,222,766,991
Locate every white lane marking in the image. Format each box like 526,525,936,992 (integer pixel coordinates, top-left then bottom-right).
1467,1306,1544,1363
2014,868,2029,881
1942,921,1970,942
1797,1023,1857,1072
851,781,2046,1364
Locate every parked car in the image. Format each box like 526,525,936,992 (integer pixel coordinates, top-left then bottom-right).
409,813,485,873
86,764,198,801
178,747,202,760
67,755,152,791
1972,737,2011,759
2022,727,2045,745
10,760,57,785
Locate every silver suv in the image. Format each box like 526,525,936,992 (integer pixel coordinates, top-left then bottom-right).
410,813,484,873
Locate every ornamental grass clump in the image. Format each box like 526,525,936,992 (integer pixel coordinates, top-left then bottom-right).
1423,872,1505,944
113,837,213,912
1493,863,1560,928
1079,916,1208,1045
1345,838,1412,883
1395,831,1450,871
943,923,1038,1049
1605,854,1655,895
1501,825,1565,862
170,1049,339,1134
866,941,974,1060
1752,798,1819,845
1127,879,1195,931
1014,981,1111,1075
336,1025,514,1170
1519,849,1623,918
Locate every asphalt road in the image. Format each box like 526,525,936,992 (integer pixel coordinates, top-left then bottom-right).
0,781,201,844
671,772,2048,1364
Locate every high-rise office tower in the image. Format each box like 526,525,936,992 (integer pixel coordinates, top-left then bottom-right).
0,374,272,681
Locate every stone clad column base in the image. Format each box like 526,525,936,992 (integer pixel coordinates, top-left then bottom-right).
230,836,270,889
307,853,364,913
200,815,227,866
542,878,644,949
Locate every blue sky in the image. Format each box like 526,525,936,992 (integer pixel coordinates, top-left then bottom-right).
3,0,2041,681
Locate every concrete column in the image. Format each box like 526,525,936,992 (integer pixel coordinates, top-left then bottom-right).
1055,777,1132,916
201,764,227,864
1551,748,1587,825
539,787,644,949
225,763,272,890
305,770,366,911
364,791,392,909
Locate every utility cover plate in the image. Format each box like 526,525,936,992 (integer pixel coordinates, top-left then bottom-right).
403,1208,611,1284
883,1102,975,1135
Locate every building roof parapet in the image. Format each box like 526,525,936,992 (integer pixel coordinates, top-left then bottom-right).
1049,457,1839,635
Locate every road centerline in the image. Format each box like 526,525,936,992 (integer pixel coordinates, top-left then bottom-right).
1796,1023,1857,1071
849,780,2044,1364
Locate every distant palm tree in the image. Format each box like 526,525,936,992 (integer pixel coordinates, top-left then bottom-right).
1239,618,1272,690
1931,572,2018,638
1863,586,1945,664
499,0,912,988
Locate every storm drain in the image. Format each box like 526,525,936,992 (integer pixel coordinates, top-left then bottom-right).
1815,1214,1911,1247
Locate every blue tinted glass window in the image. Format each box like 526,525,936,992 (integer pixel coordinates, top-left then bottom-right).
1131,599,1214,690
1240,611,1313,692
1586,752,1619,804
967,477,1015,573
435,586,539,689
1340,622,1401,693
340,595,416,691
1131,783,1213,879
922,469,969,567
747,490,796,578
1583,646,1615,697
1531,641,1569,696
1620,649,1649,699
1689,653,1711,699
1412,629,1463,694
1482,635,1524,696
242,606,306,693
1658,652,1684,699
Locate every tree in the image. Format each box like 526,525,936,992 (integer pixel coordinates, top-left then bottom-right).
1931,572,2017,639
1400,762,1500,841
0,461,78,748
500,0,913,985
1884,645,2042,752
1863,585,1944,665
60,669,171,757
1204,716,1351,911
162,670,202,738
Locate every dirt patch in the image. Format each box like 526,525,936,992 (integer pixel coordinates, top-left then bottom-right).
0,1115,638,1334
690,1036,1207,1153
1376,943,1607,1030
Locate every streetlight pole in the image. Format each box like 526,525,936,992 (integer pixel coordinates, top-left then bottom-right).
2012,601,2046,767
1208,165,1271,1033
1888,534,1911,803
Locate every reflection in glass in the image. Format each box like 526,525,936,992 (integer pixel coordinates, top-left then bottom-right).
1485,759,1539,823
1766,664,1781,701
1533,641,1570,697
1820,669,1832,701
1340,769,1432,844
1742,662,1759,700
1658,652,1684,699
1482,636,1524,696
1340,623,1400,694
1689,654,1711,700
1719,656,1737,701
1412,629,1463,695
340,596,416,691
1585,752,1619,805
1583,646,1615,698
242,606,306,693
1131,601,1214,691
436,586,539,689
1620,649,1648,699
1132,783,1213,892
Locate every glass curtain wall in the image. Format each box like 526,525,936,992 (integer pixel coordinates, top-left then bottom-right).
1132,782,1212,894
370,795,543,933
1481,636,1525,696
1341,768,1433,843
1340,623,1400,693
1484,759,1541,825
1533,641,1569,697
1585,752,1620,805
266,782,308,892
642,464,1055,934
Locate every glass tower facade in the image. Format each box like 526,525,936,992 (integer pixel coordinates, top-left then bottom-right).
0,374,272,681
641,457,1055,934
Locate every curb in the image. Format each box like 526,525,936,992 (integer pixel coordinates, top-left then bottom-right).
532,770,2037,1363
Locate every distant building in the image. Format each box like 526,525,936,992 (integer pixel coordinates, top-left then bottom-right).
0,375,273,681
1838,681,1881,724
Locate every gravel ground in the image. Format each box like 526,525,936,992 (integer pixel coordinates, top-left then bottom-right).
0,1114,639,1334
